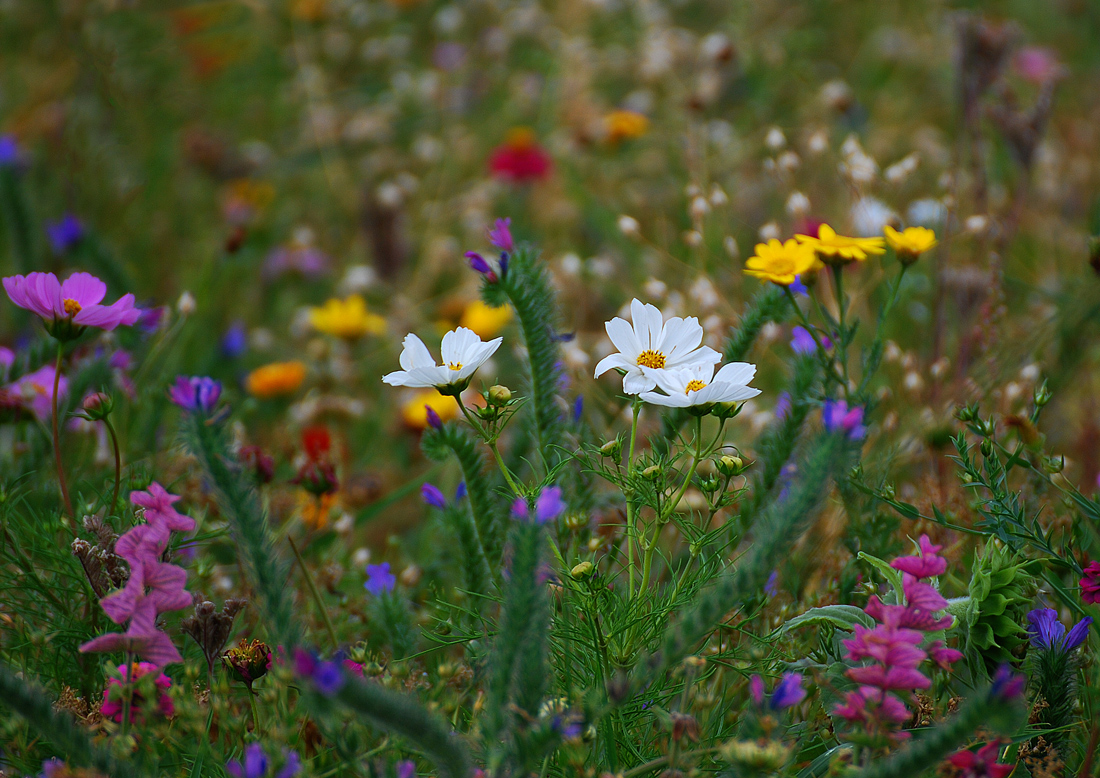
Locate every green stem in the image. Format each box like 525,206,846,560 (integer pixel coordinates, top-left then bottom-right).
626,400,641,599
831,264,850,396
247,688,261,735
457,396,522,497
288,535,340,651
51,343,73,518
783,287,845,389
120,653,133,739
103,416,122,516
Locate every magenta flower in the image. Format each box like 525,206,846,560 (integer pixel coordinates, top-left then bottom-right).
834,686,911,724
3,272,140,340
847,664,931,690
487,217,514,253
891,534,948,578
946,741,1015,778
80,596,184,667
1080,560,1100,605
902,575,950,612
421,483,447,509
822,399,866,440
927,640,964,669
99,661,174,723
9,364,67,419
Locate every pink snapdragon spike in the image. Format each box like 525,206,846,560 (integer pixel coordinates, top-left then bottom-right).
834,534,961,739
80,482,193,667
3,271,140,339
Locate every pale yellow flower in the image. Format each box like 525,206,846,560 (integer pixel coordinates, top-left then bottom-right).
796,224,886,264
309,295,386,340
459,300,512,338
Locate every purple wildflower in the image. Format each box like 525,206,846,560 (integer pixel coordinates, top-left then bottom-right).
573,395,584,423
455,481,467,500
275,752,302,778
488,217,514,253
396,761,416,778
425,405,443,429
770,673,807,709
765,569,779,597
0,135,19,168
465,251,498,282
226,743,269,778
45,214,84,255
168,375,222,414
222,321,248,358
313,660,345,695
822,399,866,440
365,562,396,596
421,482,447,509
536,486,566,523
990,664,1026,701
789,276,808,296
790,326,817,354
1027,608,1092,653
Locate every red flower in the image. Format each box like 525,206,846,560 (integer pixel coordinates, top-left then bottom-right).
946,740,1014,778
302,425,332,460
1081,560,1100,605
489,128,552,183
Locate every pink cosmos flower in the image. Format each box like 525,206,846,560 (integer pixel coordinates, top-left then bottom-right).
3,272,140,337
8,365,67,419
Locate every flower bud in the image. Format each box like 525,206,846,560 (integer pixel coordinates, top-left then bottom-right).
716,455,743,476
487,385,512,405
177,291,197,316
81,392,113,420
641,464,662,480
599,439,622,460
617,215,640,238
570,561,594,580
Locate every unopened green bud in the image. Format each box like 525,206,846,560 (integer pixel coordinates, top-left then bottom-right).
699,476,721,493
641,465,662,480
599,439,622,459
980,438,995,457
571,561,594,580
711,402,743,420
487,385,512,405
81,392,113,420
1034,380,1052,408
1042,455,1064,474
716,455,743,476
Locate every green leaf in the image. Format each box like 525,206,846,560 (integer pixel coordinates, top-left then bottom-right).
777,604,875,635
857,551,905,602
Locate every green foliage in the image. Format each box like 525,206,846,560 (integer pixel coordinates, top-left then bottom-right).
962,543,1037,675
422,420,505,566
0,662,144,778
482,246,565,473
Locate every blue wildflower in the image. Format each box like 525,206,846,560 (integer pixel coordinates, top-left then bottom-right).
365,562,396,596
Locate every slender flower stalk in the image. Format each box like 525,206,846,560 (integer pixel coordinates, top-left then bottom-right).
51,343,72,517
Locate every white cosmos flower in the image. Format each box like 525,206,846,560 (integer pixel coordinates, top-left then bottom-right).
383,327,502,391
594,299,720,394
639,361,761,408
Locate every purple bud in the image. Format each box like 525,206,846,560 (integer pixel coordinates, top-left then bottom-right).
749,675,765,706
396,761,416,778
0,135,20,168
455,481,467,500
535,485,566,523
487,217,514,253
789,276,808,296
573,395,584,423
465,251,498,282
769,673,806,710
421,482,447,509
425,405,442,429
365,562,396,596
313,660,345,696
45,214,84,255
765,569,779,597
990,664,1025,701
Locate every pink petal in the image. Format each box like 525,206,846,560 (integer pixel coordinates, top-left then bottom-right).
30,272,63,319
59,272,107,307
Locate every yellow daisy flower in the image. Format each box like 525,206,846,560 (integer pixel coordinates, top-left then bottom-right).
401,390,460,430
309,295,386,340
884,225,937,265
246,361,307,399
459,299,512,338
604,110,649,144
743,239,819,285
796,224,886,264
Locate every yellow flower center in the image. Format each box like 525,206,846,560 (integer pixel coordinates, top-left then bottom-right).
448,362,464,371
63,298,82,316
685,380,707,393
637,349,666,369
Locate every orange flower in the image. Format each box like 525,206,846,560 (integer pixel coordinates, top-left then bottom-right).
604,110,649,144
246,362,306,399
299,491,338,530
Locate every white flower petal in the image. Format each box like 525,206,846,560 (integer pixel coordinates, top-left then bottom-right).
660,317,704,362
713,362,757,386
640,390,688,407
399,333,436,371
622,368,657,395
606,316,642,358
594,353,631,378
